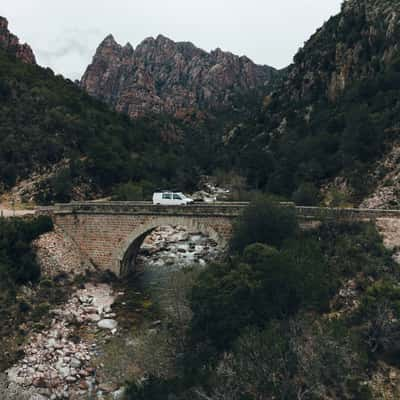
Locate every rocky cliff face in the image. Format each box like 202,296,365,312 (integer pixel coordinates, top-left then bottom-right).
81,34,276,118
0,17,35,64
224,0,400,203
281,0,400,104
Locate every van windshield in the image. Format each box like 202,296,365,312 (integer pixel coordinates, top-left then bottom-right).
173,194,182,200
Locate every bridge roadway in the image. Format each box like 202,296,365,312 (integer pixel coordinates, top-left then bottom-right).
37,201,400,220
35,201,400,276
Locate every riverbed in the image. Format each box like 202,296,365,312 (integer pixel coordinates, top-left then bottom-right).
1,225,220,399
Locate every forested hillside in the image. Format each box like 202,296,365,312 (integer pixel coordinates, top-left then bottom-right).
75,0,400,208
224,0,400,206
0,43,227,202
3,3,400,398
0,17,268,203
4,0,400,208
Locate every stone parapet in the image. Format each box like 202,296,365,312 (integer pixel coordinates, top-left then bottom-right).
38,202,400,221
295,206,400,220
46,202,250,218
34,201,400,277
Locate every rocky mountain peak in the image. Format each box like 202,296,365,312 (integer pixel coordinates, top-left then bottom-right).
96,34,122,57
122,42,134,55
0,16,36,64
101,34,118,46
0,17,8,30
81,33,276,118
155,33,174,44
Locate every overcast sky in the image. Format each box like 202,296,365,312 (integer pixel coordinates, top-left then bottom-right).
1,0,342,80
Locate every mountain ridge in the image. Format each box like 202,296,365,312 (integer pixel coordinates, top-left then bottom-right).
224,0,400,206
0,16,35,64
81,33,277,118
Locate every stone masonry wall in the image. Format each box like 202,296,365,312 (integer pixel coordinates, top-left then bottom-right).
33,226,94,278
39,202,400,277
53,212,234,275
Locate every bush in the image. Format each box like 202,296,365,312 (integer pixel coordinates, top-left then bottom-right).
113,181,144,201
230,196,298,253
359,280,400,358
112,180,156,201
318,221,394,279
51,168,73,202
190,240,331,350
207,318,371,400
18,300,31,313
292,182,321,206
208,323,297,399
125,376,178,400
31,302,51,322
0,216,53,286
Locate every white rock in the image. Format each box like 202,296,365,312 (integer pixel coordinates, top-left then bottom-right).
58,366,70,378
71,358,82,368
29,395,48,400
87,313,101,322
97,319,118,330
113,387,126,400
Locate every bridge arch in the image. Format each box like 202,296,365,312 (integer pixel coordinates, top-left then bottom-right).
113,216,227,276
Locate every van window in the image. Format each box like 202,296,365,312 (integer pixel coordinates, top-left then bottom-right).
162,193,172,199
173,194,182,200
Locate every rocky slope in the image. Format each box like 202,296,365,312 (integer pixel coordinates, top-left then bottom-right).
279,0,400,104
225,0,400,203
1,224,219,399
0,17,35,64
361,143,400,209
3,282,122,399
81,34,276,118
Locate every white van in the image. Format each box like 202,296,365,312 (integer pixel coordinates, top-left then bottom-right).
153,191,194,206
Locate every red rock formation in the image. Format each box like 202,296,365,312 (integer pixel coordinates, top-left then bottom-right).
81,34,276,118
0,16,36,64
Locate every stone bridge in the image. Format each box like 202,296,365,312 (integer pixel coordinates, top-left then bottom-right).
37,202,400,276
37,202,248,276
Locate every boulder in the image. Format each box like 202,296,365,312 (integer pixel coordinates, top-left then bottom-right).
97,319,118,330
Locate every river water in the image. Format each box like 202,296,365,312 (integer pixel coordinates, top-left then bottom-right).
136,225,221,312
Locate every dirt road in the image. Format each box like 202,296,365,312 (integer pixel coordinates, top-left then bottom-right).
0,207,35,218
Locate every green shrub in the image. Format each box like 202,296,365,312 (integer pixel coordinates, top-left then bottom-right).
113,181,144,201
0,216,53,288
31,302,50,322
292,182,321,206
112,180,156,201
230,196,298,253
190,239,330,350
18,300,31,313
358,281,400,358
125,376,179,400
318,221,394,279
39,278,54,288
242,242,279,264
51,168,73,202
